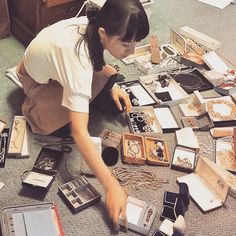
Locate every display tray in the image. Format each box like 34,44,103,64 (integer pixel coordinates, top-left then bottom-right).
121,133,146,165
215,136,236,174
145,137,170,166
206,95,236,127
181,112,214,131
169,68,214,94
153,106,180,132
0,202,64,236
118,80,158,107
126,106,163,137
171,146,197,173
139,73,189,104
58,176,101,213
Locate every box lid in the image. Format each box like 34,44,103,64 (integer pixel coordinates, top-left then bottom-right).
170,29,186,55
195,157,229,204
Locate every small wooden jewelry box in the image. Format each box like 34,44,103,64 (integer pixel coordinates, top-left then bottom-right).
58,175,101,213
145,137,170,166
177,157,229,213
126,106,163,138
121,133,146,165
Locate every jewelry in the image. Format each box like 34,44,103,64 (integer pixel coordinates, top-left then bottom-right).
112,166,169,190
174,156,193,169
207,99,236,121
216,150,236,171
0,133,8,163
38,158,56,170
127,140,141,158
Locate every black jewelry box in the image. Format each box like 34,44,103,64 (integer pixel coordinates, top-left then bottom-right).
21,148,63,191
118,80,158,107
58,176,101,213
0,128,10,168
160,192,186,222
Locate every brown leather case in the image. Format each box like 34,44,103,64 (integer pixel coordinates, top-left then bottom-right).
0,0,11,39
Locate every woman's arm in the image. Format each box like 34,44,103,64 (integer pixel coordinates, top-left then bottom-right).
70,111,127,230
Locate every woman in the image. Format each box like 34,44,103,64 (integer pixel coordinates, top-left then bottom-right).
16,0,149,230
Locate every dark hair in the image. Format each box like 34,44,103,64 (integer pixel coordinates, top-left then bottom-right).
78,0,149,71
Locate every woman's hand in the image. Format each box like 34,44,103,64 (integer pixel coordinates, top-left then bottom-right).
102,64,118,78
110,85,132,112
105,181,128,231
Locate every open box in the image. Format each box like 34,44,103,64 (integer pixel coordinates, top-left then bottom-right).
22,148,63,192
126,106,163,137
118,80,158,107
58,175,101,213
169,68,214,94
181,112,214,131
177,157,229,213
121,133,170,166
171,145,197,173
153,106,181,132
139,73,189,105
0,202,64,236
119,196,157,235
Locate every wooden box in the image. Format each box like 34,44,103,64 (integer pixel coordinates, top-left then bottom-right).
8,0,85,46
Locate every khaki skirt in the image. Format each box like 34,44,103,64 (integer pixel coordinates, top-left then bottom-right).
16,60,114,135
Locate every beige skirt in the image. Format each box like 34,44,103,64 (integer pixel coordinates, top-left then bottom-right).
16,60,112,135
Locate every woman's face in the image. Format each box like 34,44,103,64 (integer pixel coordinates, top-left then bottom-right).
99,28,136,59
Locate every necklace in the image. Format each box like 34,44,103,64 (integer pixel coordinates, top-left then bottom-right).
207,99,236,121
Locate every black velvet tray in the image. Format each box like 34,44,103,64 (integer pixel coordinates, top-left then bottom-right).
169,68,214,94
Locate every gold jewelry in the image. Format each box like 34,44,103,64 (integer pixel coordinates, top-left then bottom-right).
207,99,236,121
112,166,169,190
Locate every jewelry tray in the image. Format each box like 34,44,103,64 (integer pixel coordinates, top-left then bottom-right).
177,157,229,213
121,133,170,166
0,202,64,236
118,80,158,107
121,133,146,165
139,73,189,105
126,106,163,137
58,175,101,213
215,136,236,174
153,105,181,132
206,95,236,127
171,145,197,173
169,68,214,94
181,112,214,131
22,148,64,191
